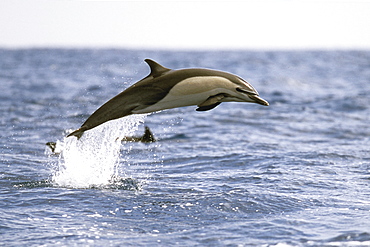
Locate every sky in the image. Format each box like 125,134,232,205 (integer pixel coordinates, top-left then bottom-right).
0,0,369,50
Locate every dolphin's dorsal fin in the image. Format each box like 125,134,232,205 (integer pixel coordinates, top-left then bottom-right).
145,59,171,78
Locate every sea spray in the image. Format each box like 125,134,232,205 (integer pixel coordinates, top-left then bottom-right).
52,115,147,188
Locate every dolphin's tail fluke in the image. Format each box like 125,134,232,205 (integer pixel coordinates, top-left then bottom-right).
67,127,87,140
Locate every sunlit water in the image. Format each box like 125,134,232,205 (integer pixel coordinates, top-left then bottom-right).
1,49,370,246
52,115,146,188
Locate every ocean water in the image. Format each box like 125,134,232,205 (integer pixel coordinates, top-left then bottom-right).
1,49,369,246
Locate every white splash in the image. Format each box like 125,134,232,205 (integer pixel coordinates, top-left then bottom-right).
52,115,146,188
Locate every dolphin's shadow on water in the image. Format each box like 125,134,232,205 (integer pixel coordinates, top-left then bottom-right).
46,126,157,154
45,126,190,154
13,177,141,190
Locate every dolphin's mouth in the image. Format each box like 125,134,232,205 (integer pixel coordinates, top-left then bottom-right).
236,87,269,106
248,95,269,106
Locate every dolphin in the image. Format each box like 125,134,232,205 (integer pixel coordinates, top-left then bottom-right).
67,59,269,139
121,126,156,143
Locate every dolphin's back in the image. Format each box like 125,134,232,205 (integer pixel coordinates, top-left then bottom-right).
67,80,168,138
67,69,181,138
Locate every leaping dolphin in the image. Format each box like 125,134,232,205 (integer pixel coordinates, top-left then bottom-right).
67,59,269,139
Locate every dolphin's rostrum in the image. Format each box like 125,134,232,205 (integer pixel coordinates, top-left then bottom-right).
68,59,269,139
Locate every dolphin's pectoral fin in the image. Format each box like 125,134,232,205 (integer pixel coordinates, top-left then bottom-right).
196,94,225,111
196,102,222,111
198,94,226,107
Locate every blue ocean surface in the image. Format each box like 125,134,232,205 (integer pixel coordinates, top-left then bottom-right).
1,49,370,246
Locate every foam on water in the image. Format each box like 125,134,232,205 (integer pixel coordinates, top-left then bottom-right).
52,115,147,188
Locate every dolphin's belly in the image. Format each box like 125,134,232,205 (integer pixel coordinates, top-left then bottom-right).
132,90,218,114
